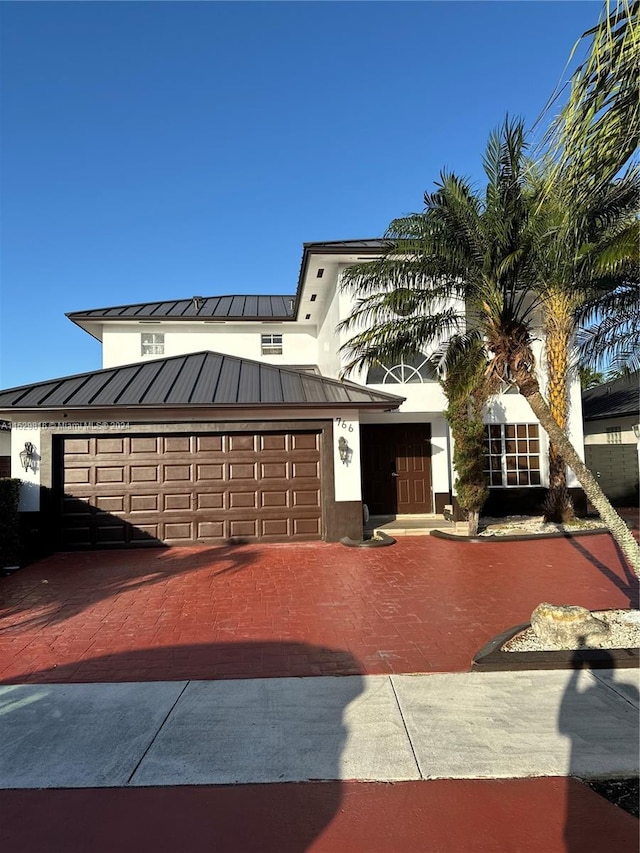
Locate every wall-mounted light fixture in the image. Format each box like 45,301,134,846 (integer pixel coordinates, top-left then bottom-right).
19,442,37,473
633,424,640,440
338,436,353,466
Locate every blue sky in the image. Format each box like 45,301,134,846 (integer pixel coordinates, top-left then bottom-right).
1,1,599,388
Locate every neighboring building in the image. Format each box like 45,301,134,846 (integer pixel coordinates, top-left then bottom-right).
583,372,640,505
0,239,586,550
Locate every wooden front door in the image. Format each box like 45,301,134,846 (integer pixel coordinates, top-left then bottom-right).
360,423,432,514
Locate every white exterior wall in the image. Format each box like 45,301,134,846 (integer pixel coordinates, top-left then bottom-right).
316,286,343,379
584,415,638,444
102,324,318,369
11,426,41,511
332,410,362,501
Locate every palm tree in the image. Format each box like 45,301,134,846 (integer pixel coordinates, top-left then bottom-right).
439,338,491,536
339,118,640,572
577,280,640,373
530,166,639,521
545,0,639,202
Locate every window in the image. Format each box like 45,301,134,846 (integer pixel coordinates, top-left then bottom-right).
141,332,164,356
261,334,283,355
483,423,541,487
366,353,437,384
606,426,622,444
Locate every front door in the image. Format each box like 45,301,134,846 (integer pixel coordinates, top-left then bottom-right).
360,423,432,514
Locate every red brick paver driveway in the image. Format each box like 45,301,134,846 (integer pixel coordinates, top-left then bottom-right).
0,533,636,683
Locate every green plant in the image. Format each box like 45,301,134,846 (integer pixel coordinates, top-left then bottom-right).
0,479,22,566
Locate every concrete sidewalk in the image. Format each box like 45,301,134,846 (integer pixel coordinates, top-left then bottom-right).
2,667,638,789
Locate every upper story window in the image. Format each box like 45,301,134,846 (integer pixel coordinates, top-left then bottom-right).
366,353,437,384
261,334,283,355
483,424,541,487
141,332,165,356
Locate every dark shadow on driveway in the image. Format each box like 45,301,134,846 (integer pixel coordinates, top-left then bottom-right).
1,640,364,684
0,641,364,853
566,536,639,608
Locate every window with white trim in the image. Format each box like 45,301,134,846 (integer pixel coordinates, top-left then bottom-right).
261,334,283,355
483,423,541,487
141,332,164,356
606,426,622,444
366,353,437,384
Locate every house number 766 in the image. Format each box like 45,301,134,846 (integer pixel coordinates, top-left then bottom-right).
335,418,354,432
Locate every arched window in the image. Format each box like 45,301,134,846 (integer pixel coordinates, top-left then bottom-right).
366,353,438,385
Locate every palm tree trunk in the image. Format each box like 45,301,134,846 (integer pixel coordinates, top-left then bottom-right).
543,291,576,522
468,509,480,537
519,383,640,574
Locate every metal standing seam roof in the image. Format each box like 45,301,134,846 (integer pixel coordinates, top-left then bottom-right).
582,372,640,420
0,351,405,410
66,294,297,321
65,240,390,324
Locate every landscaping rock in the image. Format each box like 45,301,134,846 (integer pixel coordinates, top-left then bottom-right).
530,603,609,648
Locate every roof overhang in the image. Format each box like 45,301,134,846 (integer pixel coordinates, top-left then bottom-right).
0,350,405,413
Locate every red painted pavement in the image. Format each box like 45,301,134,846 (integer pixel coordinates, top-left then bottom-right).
0,533,636,683
1,779,637,852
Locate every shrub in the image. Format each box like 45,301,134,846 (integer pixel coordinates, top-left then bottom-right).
0,479,22,566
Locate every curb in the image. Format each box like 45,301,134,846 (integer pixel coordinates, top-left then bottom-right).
473,621,640,671
430,527,612,544
340,532,397,548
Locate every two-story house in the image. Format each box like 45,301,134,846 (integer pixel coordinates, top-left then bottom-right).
0,239,586,550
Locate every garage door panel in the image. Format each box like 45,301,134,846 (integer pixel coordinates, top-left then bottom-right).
197,492,224,510
229,519,258,538
96,495,125,513
229,463,257,480
163,436,191,453
260,434,287,452
292,489,320,507
164,522,193,540
196,520,224,538
130,494,160,512
131,524,160,542
164,465,192,482
292,434,318,451
96,438,124,455
229,491,257,508
197,464,224,481
292,462,319,478
197,435,223,452
229,435,256,452
130,466,158,483
66,468,91,485
95,525,127,545
164,494,191,511
59,430,322,547
293,517,322,536
261,490,289,508
65,439,91,455
261,518,289,536
131,437,160,454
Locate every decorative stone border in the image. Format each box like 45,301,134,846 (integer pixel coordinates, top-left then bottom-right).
431,527,611,544
473,622,639,671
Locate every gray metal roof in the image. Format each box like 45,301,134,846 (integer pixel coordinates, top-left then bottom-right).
65,240,388,325
302,239,389,251
582,372,640,420
0,351,405,410
67,294,296,321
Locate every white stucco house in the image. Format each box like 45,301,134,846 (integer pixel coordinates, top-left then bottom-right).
0,239,586,550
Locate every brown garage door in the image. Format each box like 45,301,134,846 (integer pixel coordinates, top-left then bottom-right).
58,431,322,548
